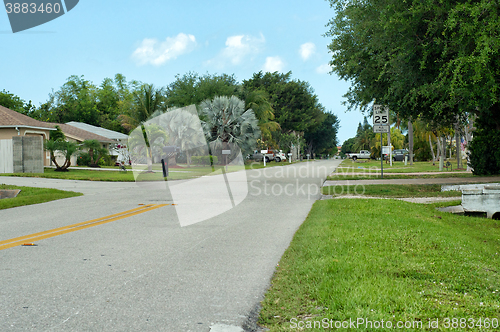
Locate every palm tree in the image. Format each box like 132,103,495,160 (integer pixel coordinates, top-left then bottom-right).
353,128,373,152
119,84,165,132
244,90,280,145
149,105,207,167
44,140,79,172
128,123,168,172
200,96,261,159
121,84,167,173
81,139,108,167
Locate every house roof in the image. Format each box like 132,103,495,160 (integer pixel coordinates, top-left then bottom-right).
0,105,115,143
49,123,116,143
66,121,128,141
0,105,56,131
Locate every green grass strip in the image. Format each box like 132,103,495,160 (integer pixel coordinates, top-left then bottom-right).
0,184,82,210
322,184,463,198
337,159,468,173
327,173,479,180
259,199,500,331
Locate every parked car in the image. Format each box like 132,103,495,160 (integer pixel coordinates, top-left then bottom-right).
346,150,371,161
392,149,409,161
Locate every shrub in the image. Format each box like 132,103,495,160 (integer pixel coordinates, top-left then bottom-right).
176,152,187,164
77,153,91,166
414,140,432,162
100,154,113,166
468,128,500,175
191,155,218,166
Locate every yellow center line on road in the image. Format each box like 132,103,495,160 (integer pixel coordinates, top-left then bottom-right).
0,204,168,251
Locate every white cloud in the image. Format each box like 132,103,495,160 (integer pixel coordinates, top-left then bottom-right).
132,33,197,66
316,63,332,74
299,42,316,61
263,56,285,73
206,34,265,68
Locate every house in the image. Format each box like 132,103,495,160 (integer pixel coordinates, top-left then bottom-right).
64,122,129,163
0,105,56,167
0,105,125,171
47,123,116,166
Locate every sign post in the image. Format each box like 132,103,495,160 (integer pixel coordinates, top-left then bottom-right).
161,146,180,178
373,105,390,179
381,135,383,178
222,149,231,172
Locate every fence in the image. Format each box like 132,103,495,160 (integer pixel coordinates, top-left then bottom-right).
13,136,44,173
0,139,14,173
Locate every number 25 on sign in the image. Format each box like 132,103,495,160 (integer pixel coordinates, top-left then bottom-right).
373,105,389,124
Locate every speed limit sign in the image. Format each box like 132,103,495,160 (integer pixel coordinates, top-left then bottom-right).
373,105,389,125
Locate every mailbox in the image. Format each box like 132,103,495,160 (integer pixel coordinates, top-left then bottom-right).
161,146,180,177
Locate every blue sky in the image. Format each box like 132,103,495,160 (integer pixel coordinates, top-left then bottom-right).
0,0,366,144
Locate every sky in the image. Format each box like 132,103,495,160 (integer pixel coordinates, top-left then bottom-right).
0,0,366,145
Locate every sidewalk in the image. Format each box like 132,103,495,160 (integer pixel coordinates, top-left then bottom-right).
323,176,500,186
44,166,189,173
341,171,472,176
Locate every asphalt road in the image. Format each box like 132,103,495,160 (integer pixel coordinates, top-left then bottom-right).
0,159,342,332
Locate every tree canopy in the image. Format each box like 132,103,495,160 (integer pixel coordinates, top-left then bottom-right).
326,0,500,125
165,72,240,108
6,70,340,159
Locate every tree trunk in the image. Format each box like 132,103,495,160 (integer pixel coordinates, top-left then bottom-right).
436,134,442,160
186,150,191,167
449,135,453,159
429,134,436,165
408,120,414,165
297,140,301,161
442,136,446,161
147,147,153,172
89,148,95,165
387,129,391,164
455,124,461,169
464,115,475,171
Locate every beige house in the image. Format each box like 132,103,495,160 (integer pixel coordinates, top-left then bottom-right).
0,105,118,168
0,105,56,166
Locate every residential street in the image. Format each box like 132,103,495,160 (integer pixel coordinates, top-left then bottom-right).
0,159,341,332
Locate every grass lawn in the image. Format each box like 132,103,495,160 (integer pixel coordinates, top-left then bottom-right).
0,168,138,182
322,184,463,198
0,160,301,182
0,166,225,182
0,184,82,210
328,173,481,181
336,159,469,173
259,199,500,331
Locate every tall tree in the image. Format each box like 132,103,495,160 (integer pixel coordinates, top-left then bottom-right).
243,89,280,145
50,75,100,125
0,90,35,116
243,71,324,134
119,84,166,132
165,72,240,108
95,74,135,133
304,112,340,156
325,0,500,173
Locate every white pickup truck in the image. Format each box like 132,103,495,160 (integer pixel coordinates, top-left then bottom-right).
346,150,371,161
252,149,287,162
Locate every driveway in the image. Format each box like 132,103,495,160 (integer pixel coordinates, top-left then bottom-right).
0,159,341,332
